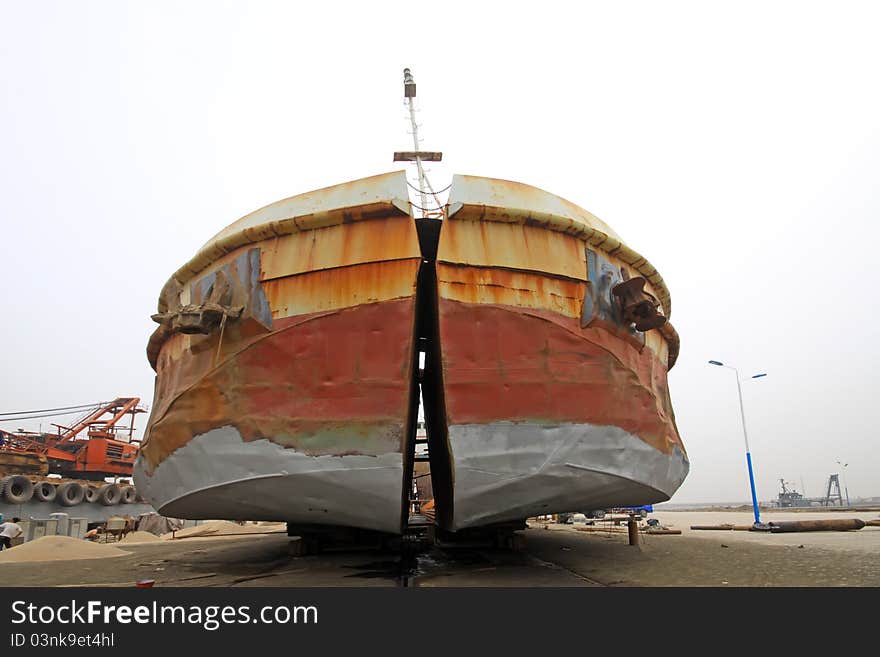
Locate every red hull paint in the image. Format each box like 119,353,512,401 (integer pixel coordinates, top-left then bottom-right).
439,299,683,457
141,298,416,472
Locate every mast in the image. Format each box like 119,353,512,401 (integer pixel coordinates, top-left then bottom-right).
405,68,428,211
393,67,443,218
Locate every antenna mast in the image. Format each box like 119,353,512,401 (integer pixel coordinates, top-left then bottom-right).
393,67,442,217
405,68,428,211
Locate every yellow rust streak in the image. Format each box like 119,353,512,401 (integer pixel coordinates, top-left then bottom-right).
646,330,668,364
438,220,586,282
158,171,411,306
449,203,670,317
437,216,678,367
178,202,410,287
263,259,421,319
438,264,583,318
141,381,229,471
438,264,671,366
448,174,623,240
438,219,666,306
260,216,421,281
208,171,410,247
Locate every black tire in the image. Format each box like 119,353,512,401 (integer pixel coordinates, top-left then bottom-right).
98,483,122,506
121,486,137,504
33,482,57,503
56,482,85,506
84,486,100,503
3,475,34,503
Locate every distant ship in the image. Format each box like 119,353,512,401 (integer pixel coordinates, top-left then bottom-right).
134,70,688,534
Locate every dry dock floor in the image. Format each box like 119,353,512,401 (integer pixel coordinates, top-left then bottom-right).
1,511,878,587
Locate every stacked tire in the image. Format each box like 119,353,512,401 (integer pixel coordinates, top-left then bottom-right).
121,486,137,504
0,476,34,504
0,478,139,506
33,482,56,502
97,484,121,506
56,482,85,507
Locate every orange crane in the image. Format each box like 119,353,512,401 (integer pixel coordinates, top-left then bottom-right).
0,398,146,480
44,397,145,479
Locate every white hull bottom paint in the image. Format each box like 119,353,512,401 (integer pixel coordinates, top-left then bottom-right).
448,422,689,531
132,426,405,534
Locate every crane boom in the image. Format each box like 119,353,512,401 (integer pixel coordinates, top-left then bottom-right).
50,397,145,444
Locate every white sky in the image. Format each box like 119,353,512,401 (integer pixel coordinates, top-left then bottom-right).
1,1,877,504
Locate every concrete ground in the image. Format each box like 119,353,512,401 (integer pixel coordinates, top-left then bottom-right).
1,510,878,587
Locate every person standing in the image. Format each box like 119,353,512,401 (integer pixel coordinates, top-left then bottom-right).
0,517,23,550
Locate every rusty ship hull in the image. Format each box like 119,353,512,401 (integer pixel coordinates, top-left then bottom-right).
135,172,421,534
433,177,687,530
135,171,688,534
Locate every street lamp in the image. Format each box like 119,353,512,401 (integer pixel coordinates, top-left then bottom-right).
708,360,768,527
836,461,850,507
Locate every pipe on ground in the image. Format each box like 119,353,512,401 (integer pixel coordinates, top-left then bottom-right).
768,519,865,533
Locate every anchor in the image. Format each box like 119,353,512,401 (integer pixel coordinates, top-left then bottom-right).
611,277,667,331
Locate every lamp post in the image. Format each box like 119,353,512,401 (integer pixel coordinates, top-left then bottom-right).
708,360,767,527
836,461,850,507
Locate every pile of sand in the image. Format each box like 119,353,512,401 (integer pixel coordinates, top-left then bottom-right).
226,521,285,534
161,520,242,539
119,531,163,544
161,520,286,539
0,536,130,563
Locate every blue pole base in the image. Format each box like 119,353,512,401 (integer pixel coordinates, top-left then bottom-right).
746,451,761,525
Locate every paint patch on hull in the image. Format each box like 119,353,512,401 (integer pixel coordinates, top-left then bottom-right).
143,298,416,471
448,422,689,530
438,299,684,457
133,426,404,534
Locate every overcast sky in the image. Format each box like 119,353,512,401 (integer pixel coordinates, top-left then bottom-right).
1,1,877,504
